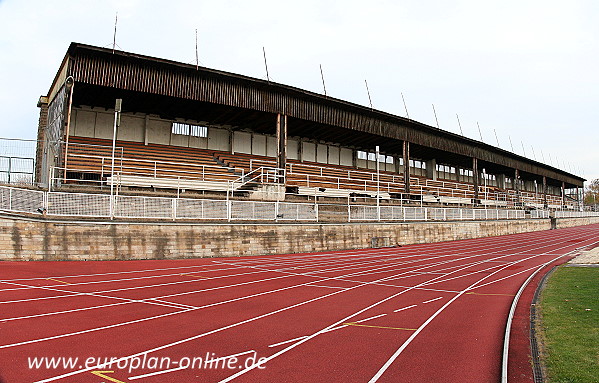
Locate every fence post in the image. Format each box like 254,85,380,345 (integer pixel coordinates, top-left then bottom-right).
316,202,320,222
172,198,177,221
275,200,279,222
43,190,48,212
227,199,232,222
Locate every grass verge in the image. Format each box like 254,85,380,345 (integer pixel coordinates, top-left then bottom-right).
539,266,599,383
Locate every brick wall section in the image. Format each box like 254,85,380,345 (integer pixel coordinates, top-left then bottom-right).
1,216,598,261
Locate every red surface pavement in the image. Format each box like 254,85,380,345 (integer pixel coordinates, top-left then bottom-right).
0,223,597,383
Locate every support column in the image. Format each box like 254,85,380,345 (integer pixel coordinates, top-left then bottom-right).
542,176,547,207
35,96,49,186
514,169,520,205
402,141,410,194
473,158,479,202
276,114,287,184
425,158,437,180
561,181,565,207
497,173,506,189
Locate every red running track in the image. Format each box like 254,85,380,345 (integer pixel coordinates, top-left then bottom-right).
0,224,597,383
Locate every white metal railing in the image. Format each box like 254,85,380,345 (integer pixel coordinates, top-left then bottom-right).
229,166,285,193
348,205,528,222
0,185,597,223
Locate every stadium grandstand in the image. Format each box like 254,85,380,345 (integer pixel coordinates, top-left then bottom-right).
20,42,588,221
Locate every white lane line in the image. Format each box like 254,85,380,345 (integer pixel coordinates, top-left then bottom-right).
366,235,599,383
33,229,591,383
305,285,346,289
353,314,387,324
0,265,241,293
1,281,195,311
3,274,341,350
26,228,597,383
322,325,347,333
393,304,417,313
0,302,129,322
217,229,598,383
268,336,309,348
1,264,224,283
128,350,257,380
422,297,443,304
128,365,186,380
28,237,512,383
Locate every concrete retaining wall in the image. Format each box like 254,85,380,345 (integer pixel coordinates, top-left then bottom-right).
1,215,598,261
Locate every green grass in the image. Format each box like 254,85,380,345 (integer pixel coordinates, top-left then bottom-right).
539,266,599,383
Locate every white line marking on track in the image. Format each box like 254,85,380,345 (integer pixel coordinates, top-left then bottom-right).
305,284,346,289
216,229,599,383
128,365,186,380
0,302,129,322
422,297,443,304
23,227,598,383
393,304,417,313
354,314,387,323
268,336,309,348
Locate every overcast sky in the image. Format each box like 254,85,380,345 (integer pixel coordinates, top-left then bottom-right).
1,0,597,182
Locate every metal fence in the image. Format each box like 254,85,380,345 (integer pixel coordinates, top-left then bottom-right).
0,185,598,223
0,138,37,185
348,205,527,221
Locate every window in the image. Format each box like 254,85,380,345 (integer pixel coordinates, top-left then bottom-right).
357,150,394,164
171,122,208,137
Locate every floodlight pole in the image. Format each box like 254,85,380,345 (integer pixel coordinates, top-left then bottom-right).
110,99,122,219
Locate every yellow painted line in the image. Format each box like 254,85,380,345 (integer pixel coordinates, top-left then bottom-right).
180,273,208,279
46,278,72,285
465,292,515,297
343,323,416,331
90,371,126,383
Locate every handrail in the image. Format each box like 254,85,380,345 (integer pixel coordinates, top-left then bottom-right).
230,166,285,192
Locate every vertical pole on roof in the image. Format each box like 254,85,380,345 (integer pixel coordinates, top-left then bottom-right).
508,135,514,152
110,99,122,220
494,129,500,147
112,12,118,54
365,80,373,110
477,122,483,142
195,29,199,70
432,104,440,129
401,92,410,119
262,47,270,83
319,64,327,97
521,141,527,157
376,146,380,221
456,114,464,135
